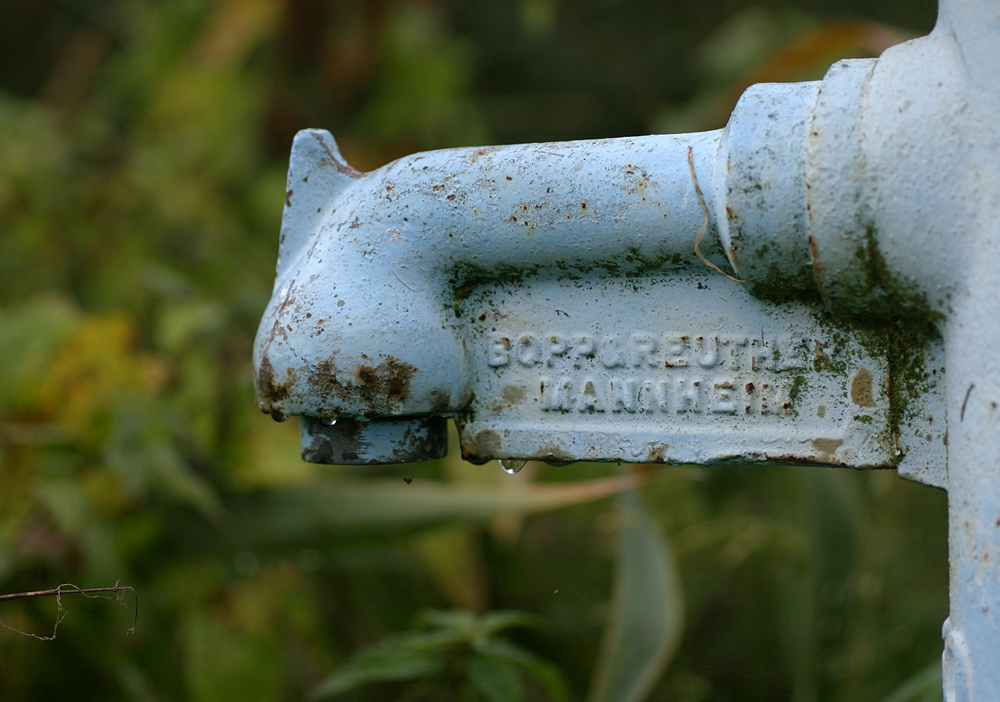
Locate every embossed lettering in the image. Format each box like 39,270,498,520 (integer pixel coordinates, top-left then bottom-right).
775,335,808,370
491,330,836,420
490,331,825,373
488,334,510,366
544,334,567,366
633,380,670,411
712,377,737,414
601,336,625,368
664,335,690,367
540,377,573,411
577,379,605,412
630,333,658,367
610,378,638,412
516,335,540,366
534,374,798,417
750,338,773,371
571,335,595,368
724,338,748,371
676,377,700,413
695,336,720,368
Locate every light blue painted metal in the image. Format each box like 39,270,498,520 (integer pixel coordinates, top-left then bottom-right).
254,0,999,696
254,106,944,478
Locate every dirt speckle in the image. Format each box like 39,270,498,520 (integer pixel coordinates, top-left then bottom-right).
812,438,845,462
502,385,526,404
462,428,502,463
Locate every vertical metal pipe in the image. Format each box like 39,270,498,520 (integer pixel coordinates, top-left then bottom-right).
944,267,1000,700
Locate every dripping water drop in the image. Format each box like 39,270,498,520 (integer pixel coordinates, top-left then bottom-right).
499,459,526,475
271,411,288,423
321,417,337,426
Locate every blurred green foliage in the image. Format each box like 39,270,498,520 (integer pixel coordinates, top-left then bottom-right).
0,0,946,700
309,609,569,701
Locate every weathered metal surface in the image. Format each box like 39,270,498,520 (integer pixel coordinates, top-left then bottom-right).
254,0,1000,695
300,416,447,465
803,6,1000,696
715,80,819,295
252,89,946,479
457,270,932,470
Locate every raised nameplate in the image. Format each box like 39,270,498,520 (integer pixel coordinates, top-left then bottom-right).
455,272,911,468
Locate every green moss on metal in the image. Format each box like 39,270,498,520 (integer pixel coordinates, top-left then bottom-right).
621,246,687,278
789,374,806,404
812,312,934,467
883,330,934,464
832,227,941,464
445,260,536,302
839,226,945,335
805,303,932,466
749,263,822,304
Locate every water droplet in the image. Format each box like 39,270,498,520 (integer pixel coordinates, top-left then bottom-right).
271,410,288,423
499,459,526,474
321,417,337,426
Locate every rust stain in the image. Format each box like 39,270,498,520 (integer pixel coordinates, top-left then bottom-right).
309,131,363,178
850,368,876,407
256,355,289,412
646,442,669,463
313,353,417,415
429,389,451,414
468,146,502,163
807,234,825,284
266,280,301,345
461,428,502,463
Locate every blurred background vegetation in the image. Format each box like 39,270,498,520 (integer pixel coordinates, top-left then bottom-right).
0,0,948,700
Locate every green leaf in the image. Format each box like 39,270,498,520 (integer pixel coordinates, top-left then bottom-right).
467,655,524,702
310,610,567,701
476,610,546,637
308,630,454,700
587,487,684,702
232,474,650,547
419,608,477,632
472,638,569,701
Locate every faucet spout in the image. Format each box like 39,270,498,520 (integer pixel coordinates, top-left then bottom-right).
254,130,733,439
254,79,822,463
